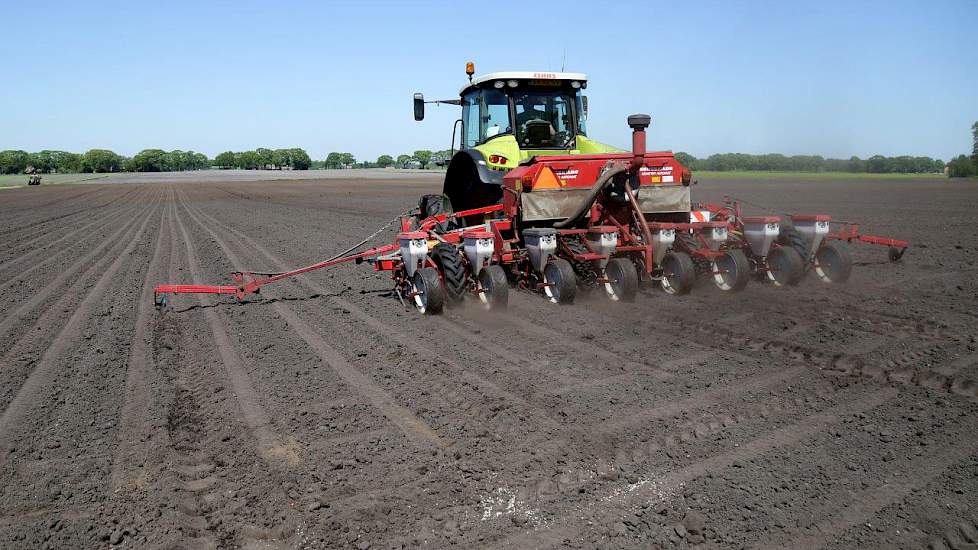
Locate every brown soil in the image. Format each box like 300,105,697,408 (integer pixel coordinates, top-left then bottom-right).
0,176,976,549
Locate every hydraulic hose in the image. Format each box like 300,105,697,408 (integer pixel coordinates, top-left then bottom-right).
552,164,628,229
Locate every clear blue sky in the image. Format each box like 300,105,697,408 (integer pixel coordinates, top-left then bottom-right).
2,0,976,162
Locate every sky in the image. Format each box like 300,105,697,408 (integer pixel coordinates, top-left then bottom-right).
2,0,976,162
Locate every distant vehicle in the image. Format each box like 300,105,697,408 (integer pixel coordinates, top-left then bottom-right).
25,166,42,186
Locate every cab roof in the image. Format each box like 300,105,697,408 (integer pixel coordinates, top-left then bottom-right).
460,71,588,95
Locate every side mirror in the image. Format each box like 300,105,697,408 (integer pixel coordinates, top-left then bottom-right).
413,93,424,121
582,96,588,119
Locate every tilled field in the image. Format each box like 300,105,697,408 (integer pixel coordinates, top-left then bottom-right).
0,176,976,549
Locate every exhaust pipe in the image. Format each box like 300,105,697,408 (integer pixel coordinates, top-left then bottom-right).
628,114,651,169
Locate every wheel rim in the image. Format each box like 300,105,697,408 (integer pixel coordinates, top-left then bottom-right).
412,278,427,313
661,256,679,295
478,270,492,309
543,265,561,303
604,265,623,301
711,253,738,290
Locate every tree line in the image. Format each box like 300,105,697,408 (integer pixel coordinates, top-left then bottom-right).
944,122,978,178
321,149,455,170
213,148,312,170
673,152,946,174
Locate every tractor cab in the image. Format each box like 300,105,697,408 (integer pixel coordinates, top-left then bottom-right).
414,64,628,215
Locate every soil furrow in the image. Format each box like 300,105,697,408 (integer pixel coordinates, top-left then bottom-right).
0,189,162,460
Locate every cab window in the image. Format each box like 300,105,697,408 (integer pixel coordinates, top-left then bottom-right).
461,90,480,148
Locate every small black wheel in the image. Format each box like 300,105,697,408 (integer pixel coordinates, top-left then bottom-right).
814,241,853,283
766,246,805,287
478,264,509,310
543,258,577,304
411,267,445,314
154,293,168,309
888,246,906,262
604,257,638,302
711,249,750,292
417,194,455,233
431,243,466,304
661,252,695,295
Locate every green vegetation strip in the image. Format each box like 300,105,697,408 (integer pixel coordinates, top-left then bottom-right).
693,171,947,180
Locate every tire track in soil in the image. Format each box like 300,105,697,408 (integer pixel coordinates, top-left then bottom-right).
162,192,304,549
170,190,304,467
0,189,144,291
175,189,447,450
179,190,562,437
0,188,162,461
492,387,897,549
109,194,172,493
0,191,151,334
750,435,978,550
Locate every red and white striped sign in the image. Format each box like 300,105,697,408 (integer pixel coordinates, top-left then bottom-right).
690,210,711,223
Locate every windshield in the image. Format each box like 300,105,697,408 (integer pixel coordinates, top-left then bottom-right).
514,90,578,148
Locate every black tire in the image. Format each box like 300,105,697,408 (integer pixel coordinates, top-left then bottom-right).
677,231,711,275
563,238,598,287
777,219,811,262
888,246,906,262
478,264,509,310
411,267,444,314
711,249,750,292
661,252,695,295
604,257,638,302
766,246,804,287
814,241,853,283
431,243,466,304
417,194,455,233
543,258,577,304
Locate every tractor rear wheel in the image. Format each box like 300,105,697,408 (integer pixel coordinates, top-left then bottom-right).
604,257,638,302
432,243,466,304
660,252,695,295
478,265,509,310
543,258,577,304
814,241,852,283
766,246,804,286
711,249,750,292
777,219,811,262
411,267,445,315
417,194,455,233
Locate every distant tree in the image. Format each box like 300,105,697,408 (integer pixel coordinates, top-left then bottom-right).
376,154,394,168
972,121,978,168
131,149,167,172
236,150,260,170
948,154,977,178
81,149,123,173
324,152,343,169
339,152,355,167
288,148,311,170
255,148,275,169
674,152,696,169
396,154,412,168
413,150,433,169
215,151,235,169
0,150,30,174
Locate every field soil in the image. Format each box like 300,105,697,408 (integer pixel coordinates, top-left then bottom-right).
0,175,976,549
